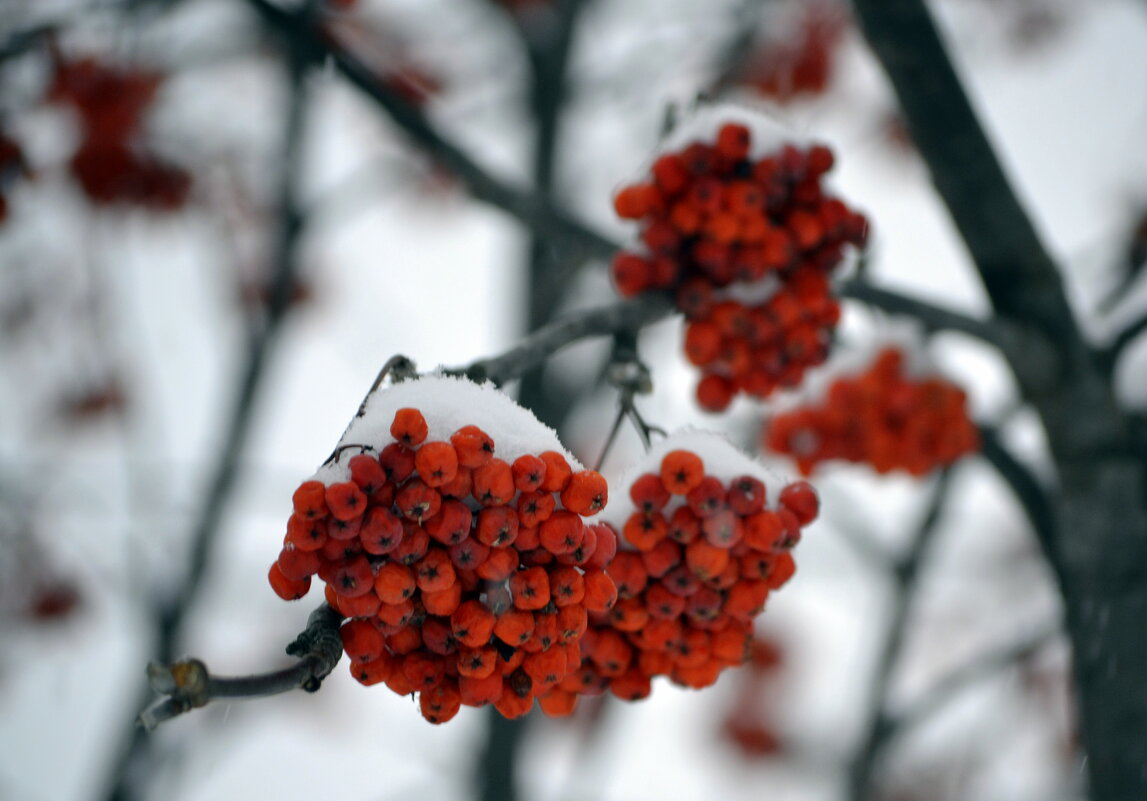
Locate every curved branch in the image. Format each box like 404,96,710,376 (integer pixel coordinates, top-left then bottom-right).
892,622,1061,738
244,0,619,265
850,0,1076,345
848,469,953,801
838,278,1018,353
978,425,1059,569
447,293,675,386
1100,313,1147,371
139,604,344,730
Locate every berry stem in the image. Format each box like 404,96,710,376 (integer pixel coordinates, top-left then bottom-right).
138,604,344,730
593,403,629,473
595,333,658,470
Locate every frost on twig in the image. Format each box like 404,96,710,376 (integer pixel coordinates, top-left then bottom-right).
138,604,344,731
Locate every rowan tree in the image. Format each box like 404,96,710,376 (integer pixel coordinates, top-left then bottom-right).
1,2,1145,801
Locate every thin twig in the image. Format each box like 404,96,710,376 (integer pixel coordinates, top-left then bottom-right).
891,623,1061,739
593,405,629,472
102,12,315,801
848,468,953,801
838,278,1020,355
244,0,618,266
447,293,674,387
138,604,344,730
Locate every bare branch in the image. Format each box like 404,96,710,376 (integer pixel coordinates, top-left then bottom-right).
139,605,344,730
244,0,618,265
893,623,1061,737
977,426,1059,571
447,293,674,387
850,0,1075,345
848,469,953,801
1100,314,1147,371
838,278,1021,355
102,14,316,801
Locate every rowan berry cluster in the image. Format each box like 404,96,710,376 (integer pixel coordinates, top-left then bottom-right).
610,116,868,411
737,1,847,103
763,347,980,476
47,55,190,210
559,438,817,704
269,388,618,723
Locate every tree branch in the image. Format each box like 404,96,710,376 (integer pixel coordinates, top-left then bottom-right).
838,278,1021,354
977,425,1059,572
447,293,674,387
1100,313,1147,372
139,604,344,730
848,468,952,801
850,0,1076,345
102,12,314,801
244,0,618,265
891,623,1061,739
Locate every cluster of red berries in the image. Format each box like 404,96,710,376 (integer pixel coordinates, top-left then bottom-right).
737,1,848,103
763,347,980,476
269,406,619,723
555,447,817,704
47,56,190,210
610,119,868,411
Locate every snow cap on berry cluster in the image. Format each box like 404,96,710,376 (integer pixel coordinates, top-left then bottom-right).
602,429,789,528
609,102,868,411
658,101,803,166
313,374,581,485
563,430,818,700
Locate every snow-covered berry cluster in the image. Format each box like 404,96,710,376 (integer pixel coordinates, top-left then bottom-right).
269,376,619,723
559,433,817,704
763,347,980,476
609,109,868,411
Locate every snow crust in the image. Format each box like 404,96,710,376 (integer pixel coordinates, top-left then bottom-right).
311,373,582,484
602,428,795,529
658,99,808,161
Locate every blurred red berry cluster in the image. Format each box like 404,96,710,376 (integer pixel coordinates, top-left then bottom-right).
46,54,190,210
763,347,980,476
610,120,868,411
270,406,620,723
562,447,817,702
737,1,848,103
721,634,786,758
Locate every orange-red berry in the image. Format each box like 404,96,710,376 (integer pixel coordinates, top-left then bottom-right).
390,408,429,447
